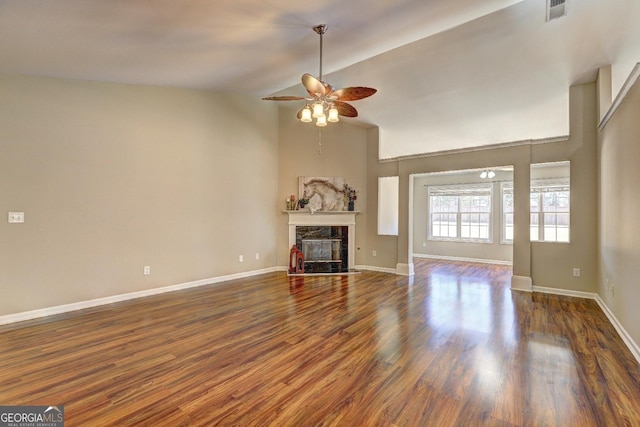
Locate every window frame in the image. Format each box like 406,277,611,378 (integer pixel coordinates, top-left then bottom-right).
501,183,514,244
500,178,570,244
530,179,570,243
428,184,493,243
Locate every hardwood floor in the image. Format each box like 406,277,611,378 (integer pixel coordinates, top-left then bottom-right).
1,259,639,426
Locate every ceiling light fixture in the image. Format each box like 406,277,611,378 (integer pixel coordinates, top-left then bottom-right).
262,25,377,127
480,170,496,179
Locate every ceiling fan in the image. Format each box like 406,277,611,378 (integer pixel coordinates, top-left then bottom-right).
262,24,377,127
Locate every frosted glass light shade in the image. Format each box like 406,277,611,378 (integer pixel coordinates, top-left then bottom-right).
316,115,327,127
327,106,339,122
300,106,312,122
312,102,324,118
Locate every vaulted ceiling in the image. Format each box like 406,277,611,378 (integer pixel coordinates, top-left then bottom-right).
1,0,638,158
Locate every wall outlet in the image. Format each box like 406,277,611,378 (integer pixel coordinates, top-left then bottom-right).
572,268,581,277
143,266,151,275
372,250,377,257
8,212,25,223
423,242,427,248
239,255,244,262
255,253,260,260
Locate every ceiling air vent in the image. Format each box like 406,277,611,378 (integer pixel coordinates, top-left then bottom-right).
547,0,567,21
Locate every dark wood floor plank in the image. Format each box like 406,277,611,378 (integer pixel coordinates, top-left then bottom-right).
1,259,639,426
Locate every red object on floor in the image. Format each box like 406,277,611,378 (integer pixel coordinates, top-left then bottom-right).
289,245,304,274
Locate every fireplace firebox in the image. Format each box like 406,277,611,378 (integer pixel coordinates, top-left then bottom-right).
296,226,348,273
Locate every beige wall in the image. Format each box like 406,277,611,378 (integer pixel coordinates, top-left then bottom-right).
0,74,279,316
598,75,640,347
365,128,399,270
529,83,598,292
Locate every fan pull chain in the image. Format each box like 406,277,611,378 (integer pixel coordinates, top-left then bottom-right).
318,129,322,155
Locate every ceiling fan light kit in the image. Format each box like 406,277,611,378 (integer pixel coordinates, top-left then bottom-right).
262,24,377,127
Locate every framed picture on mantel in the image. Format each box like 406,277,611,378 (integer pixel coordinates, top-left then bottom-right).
299,176,345,212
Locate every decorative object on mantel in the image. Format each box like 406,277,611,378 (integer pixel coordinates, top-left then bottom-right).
286,194,297,211
299,176,346,211
344,183,359,211
262,24,377,127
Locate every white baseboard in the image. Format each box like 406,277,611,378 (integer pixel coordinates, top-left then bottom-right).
594,295,640,365
533,286,640,366
511,275,532,292
532,286,596,299
355,265,398,274
0,267,281,326
414,253,512,266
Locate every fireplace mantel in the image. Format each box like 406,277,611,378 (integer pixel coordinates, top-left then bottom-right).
285,210,359,225
285,210,359,272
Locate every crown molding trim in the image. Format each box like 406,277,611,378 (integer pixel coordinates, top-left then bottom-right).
379,135,570,163
599,62,640,131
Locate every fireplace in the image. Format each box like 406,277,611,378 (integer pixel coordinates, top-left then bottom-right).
297,226,348,273
286,211,358,274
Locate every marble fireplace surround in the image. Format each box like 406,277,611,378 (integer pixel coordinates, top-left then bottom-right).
286,211,358,272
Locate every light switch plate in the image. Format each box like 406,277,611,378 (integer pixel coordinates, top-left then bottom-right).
8,212,24,223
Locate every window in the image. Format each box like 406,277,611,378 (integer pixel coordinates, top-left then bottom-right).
501,179,570,243
530,181,570,242
429,185,492,242
502,184,514,242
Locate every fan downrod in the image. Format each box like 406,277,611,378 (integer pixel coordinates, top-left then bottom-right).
313,24,327,80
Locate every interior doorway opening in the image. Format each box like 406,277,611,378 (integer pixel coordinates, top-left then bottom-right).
409,166,514,270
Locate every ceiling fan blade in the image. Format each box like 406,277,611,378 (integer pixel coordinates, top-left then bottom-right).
332,87,377,101
334,101,358,118
262,96,306,101
302,73,326,97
